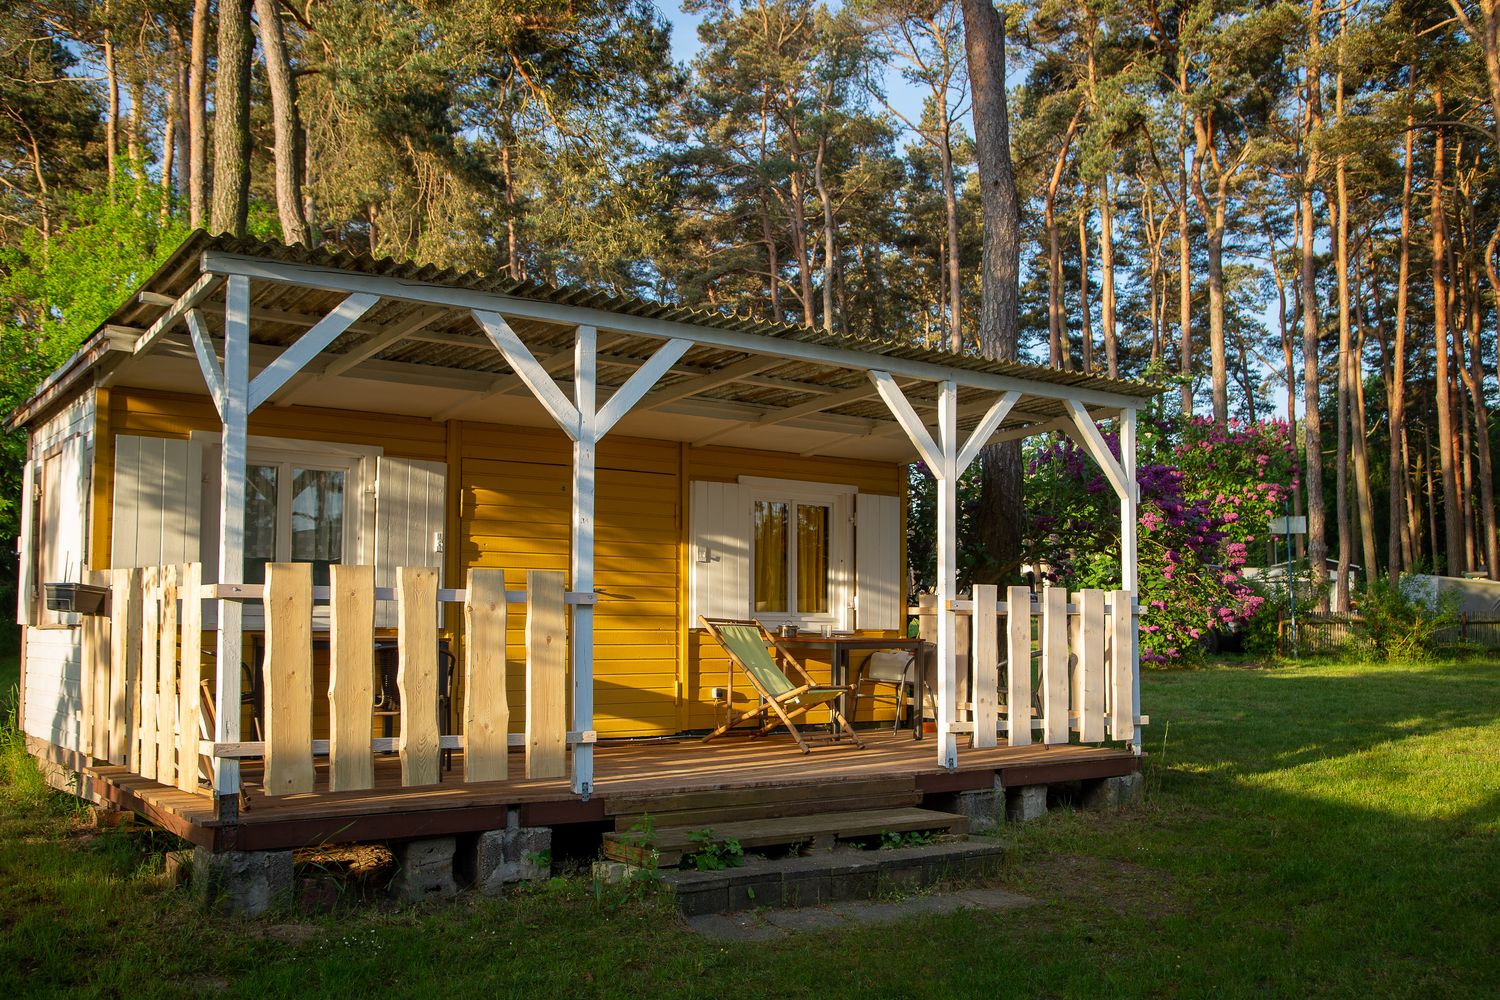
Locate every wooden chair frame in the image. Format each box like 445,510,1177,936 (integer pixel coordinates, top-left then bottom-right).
699,617,865,754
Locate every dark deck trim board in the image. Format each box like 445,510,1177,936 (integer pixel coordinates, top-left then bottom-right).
32,733,1140,853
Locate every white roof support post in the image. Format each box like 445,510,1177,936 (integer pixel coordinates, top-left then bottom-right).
213,274,250,810
1120,407,1142,754
571,326,597,798
933,380,960,771
869,370,959,770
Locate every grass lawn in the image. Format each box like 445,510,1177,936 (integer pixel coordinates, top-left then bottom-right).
2,652,1497,999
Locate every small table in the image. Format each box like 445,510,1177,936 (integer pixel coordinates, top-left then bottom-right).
770,634,930,739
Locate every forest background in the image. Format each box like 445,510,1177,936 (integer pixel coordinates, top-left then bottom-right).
2,0,1496,658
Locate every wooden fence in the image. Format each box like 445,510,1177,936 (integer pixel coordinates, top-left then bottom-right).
917,585,1139,748
1279,612,1500,655
78,563,586,799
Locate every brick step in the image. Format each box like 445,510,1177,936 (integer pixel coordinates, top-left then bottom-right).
658,840,1008,915
603,806,968,868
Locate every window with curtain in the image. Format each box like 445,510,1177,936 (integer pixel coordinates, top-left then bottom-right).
753,497,834,619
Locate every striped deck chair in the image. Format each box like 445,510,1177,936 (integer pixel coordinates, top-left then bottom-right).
698,617,864,753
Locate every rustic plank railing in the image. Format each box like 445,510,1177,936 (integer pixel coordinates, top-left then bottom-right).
79,563,594,799
915,585,1142,749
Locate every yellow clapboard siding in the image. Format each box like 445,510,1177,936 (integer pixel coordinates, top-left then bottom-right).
688,444,900,496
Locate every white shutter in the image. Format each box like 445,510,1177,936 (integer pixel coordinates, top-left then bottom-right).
855,492,903,631
689,480,750,624
17,452,36,625
374,457,447,627
111,435,201,568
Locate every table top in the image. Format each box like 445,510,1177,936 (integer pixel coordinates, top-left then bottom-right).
772,634,927,650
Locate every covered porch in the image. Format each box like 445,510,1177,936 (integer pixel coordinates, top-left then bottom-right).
23,233,1155,838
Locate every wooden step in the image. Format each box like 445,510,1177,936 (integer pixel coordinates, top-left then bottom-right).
606,775,918,831
603,806,969,868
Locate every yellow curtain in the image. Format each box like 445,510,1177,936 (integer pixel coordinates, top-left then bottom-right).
796,504,829,614
753,501,788,612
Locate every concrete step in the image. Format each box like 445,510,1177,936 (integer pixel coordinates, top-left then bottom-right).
603,806,969,868
659,839,1008,915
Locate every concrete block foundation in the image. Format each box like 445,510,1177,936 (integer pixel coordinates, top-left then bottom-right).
1006,785,1048,823
192,846,294,916
470,824,552,895
1083,771,1144,810
390,836,459,903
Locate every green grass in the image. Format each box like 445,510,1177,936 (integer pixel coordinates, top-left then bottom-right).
2,656,1497,999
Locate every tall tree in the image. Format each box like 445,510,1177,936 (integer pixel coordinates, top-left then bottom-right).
210,0,252,236
961,0,1024,578
254,0,311,244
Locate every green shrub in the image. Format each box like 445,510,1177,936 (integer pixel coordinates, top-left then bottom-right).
1353,577,1460,661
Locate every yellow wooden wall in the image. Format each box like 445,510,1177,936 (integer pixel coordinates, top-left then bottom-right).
97,389,904,739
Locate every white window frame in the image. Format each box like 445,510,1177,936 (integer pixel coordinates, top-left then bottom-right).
194,431,380,626
741,476,854,630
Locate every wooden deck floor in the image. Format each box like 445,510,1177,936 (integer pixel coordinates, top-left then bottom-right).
82,732,1139,852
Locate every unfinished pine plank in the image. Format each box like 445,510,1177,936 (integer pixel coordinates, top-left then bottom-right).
177,563,203,794
1005,585,1032,748
464,568,509,782
263,562,316,796
109,568,141,765
971,584,999,749
525,569,567,780
1041,586,1070,745
328,564,376,792
138,566,160,780
156,565,179,786
80,570,109,758
1109,589,1136,742
1077,589,1107,743
398,567,441,787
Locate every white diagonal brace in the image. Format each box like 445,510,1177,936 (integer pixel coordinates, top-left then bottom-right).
133,272,222,355
185,308,226,418
473,309,580,438
247,292,381,412
430,344,576,422
633,355,779,413
596,338,692,438
955,390,1021,473
1065,399,1129,499
271,306,446,407
868,370,943,472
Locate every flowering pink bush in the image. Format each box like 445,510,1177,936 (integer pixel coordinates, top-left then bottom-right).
1023,412,1294,662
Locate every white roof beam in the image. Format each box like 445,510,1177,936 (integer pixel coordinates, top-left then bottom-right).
201,251,1146,410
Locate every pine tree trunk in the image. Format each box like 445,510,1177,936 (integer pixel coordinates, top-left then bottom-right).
104,33,119,198
189,0,210,228
1190,111,1229,425
941,123,962,353
211,0,254,237
1431,91,1464,575
814,135,836,334
1332,40,1352,610
961,0,1024,579
1388,90,1415,577
1478,227,1500,578
1078,192,1094,372
255,0,311,245
1177,53,1193,416
1301,0,1328,608
1043,111,1080,369
1351,258,1379,581
1100,174,1118,377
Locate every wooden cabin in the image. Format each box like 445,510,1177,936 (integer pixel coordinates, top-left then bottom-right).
8,233,1155,859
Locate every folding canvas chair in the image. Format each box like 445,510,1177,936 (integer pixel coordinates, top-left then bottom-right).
699,617,864,753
